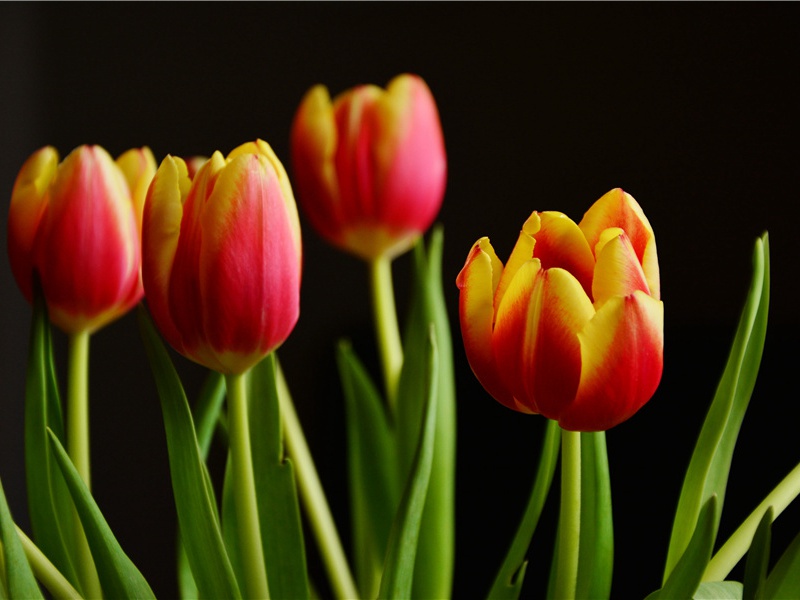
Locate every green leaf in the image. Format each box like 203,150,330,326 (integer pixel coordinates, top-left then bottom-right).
0,478,44,599
743,506,772,600
487,419,561,600
694,581,744,599
23,288,80,592
249,354,310,600
763,527,800,598
137,307,240,599
576,431,613,600
664,234,770,581
177,370,227,600
338,340,399,598
46,429,154,599
395,227,456,599
378,329,439,600
659,495,719,600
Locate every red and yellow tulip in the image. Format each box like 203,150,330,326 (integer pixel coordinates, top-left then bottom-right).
290,73,446,261
457,189,663,431
7,144,155,333
142,139,302,375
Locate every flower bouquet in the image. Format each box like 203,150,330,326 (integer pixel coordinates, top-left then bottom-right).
1,73,798,600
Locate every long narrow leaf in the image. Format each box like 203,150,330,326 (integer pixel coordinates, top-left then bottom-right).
396,227,456,599
664,234,770,580
763,527,800,599
487,419,561,600
249,354,309,600
23,289,79,592
137,307,240,599
658,495,719,599
378,329,439,599
338,340,399,598
742,506,772,600
47,430,154,599
0,478,43,599
576,431,613,599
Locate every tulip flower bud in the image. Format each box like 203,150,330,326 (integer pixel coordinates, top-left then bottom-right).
142,139,302,375
457,189,663,431
290,73,446,261
7,144,154,333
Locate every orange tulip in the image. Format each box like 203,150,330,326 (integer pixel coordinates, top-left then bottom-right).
7,145,154,333
142,140,302,375
457,189,663,431
290,73,446,260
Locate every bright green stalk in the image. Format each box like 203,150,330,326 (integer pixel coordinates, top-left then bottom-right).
13,525,82,599
226,372,269,600
275,366,359,600
66,331,101,600
369,255,403,411
554,429,582,600
703,461,800,582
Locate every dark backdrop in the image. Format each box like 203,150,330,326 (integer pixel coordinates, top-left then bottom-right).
1,4,798,599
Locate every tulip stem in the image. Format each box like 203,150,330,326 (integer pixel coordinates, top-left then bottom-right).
226,372,270,600
703,460,800,582
66,330,102,600
369,256,404,411
11,525,83,599
555,428,581,600
275,363,359,600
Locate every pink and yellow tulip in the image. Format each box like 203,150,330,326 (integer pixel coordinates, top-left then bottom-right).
7,144,155,333
290,73,446,260
457,189,663,431
142,139,302,375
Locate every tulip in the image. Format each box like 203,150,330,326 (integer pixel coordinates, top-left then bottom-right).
457,188,663,432
142,139,302,375
290,73,446,261
7,144,154,334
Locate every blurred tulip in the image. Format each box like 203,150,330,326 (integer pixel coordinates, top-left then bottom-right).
142,139,302,375
7,144,154,333
291,73,446,260
457,189,663,431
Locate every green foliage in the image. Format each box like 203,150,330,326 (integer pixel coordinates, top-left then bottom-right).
763,527,800,599
0,478,43,599
664,234,770,580
743,507,772,599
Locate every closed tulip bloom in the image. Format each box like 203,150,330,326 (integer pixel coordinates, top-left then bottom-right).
291,73,446,261
7,144,154,333
457,189,663,431
142,139,302,375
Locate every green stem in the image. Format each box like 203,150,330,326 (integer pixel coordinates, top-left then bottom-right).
703,460,800,582
369,255,403,411
226,372,269,600
14,525,83,599
67,331,101,600
555,428,581,600
275,366,359,600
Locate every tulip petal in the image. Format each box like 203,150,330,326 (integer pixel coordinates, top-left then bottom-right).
142,155,191,353
456,238,515,409
561,291,664,431
116,147,157,233
493,265,594,417
579,188,660,299
592,230,651,309
493,213,537,314
534,211,596,297
7,146,59,300
37,146,141,333
199,153,301,374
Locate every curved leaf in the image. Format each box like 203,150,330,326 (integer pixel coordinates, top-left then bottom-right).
743,506,772,600
0,478,43,599
763,527,800,599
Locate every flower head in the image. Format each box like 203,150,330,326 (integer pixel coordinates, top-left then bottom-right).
142,140,302,375
7,144,155,333
457,189,663,431
291,73,446,260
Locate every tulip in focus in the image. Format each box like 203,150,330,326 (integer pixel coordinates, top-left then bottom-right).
142,139,302,375
7,144,155,333
291,73,446,261
457,189,663,431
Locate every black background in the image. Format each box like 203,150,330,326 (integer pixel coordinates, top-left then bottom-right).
1,4,799,599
